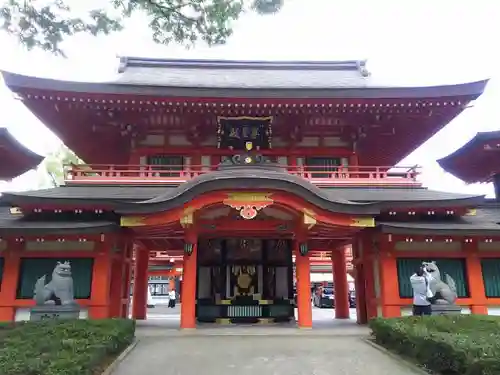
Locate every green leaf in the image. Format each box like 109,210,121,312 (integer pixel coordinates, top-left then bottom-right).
0,0,284,55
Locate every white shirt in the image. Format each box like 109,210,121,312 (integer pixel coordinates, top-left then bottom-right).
410,273,432,306
168,290,176,300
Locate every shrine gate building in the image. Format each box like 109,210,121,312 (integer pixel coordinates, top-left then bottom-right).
0,57,497,328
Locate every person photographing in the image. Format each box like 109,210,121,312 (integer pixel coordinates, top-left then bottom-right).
410,265,434,316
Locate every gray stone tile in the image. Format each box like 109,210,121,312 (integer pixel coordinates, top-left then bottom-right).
114,335,416,375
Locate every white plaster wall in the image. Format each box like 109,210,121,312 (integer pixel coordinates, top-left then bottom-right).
400,306,471,316
15,307,89,321
487,306,500,315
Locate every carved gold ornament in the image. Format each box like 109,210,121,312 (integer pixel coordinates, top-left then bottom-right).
223,192,273,220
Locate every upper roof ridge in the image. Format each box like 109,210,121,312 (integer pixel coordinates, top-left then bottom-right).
117,56,369,74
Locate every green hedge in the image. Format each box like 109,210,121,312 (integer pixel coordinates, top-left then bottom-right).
369,315,500,375
0,319,135,375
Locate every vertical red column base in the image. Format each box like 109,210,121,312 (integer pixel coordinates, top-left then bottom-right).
109,258,124,318
0,249,20,322
0,307,15,322
354,264,368,325
471,305,488,314
132,248,149,320
180,233,198,329
295,248,313,329
332,250,350,319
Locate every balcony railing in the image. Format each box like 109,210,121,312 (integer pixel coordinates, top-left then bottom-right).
64,164,421,187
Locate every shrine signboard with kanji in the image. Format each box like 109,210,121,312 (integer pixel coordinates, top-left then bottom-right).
217,116,273,150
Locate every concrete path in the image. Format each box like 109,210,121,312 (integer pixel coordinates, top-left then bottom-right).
113,327,416,375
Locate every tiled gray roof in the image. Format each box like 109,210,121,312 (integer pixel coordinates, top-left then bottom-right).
1,57,488,99
1,185,161,201
323,187,482,202
379,207,500,234
115,57,372,89
0,185,483,204
0,206,119,234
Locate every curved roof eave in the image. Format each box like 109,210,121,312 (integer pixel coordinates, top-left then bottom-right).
438,131,500,167
371,195,486,210
115,170,382,215
437,131,500,183
0,128,44,179
0,70,490,99
0,184,485,212
0,128,42,158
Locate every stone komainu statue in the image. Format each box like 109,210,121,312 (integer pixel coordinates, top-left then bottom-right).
422,261,458,305
34,261,75,306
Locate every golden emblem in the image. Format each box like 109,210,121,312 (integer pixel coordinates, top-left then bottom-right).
238,273,252,289
232,266,256,296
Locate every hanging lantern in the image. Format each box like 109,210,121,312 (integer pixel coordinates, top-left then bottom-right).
184,242,194,256
299,242,309,256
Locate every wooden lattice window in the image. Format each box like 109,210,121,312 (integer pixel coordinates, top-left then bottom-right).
481,258,500,298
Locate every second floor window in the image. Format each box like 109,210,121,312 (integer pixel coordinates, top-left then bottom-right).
305,157,342,178
147,154,184,177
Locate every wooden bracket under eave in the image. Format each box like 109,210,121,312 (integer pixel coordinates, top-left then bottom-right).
120,216,147,227
9,207,22,215
350,217,375,228
303,209,316,229
465,208,477,216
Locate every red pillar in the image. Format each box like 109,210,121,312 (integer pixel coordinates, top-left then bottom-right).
89,242,113,319
132,247,149,320
353,238,368,324
180,230,198,329
332,250,350,319
295,241,312,328
121,240,133,318
0,242,21,322
109,257,124,318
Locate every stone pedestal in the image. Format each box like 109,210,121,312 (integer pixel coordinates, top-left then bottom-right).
431,304,462,315
30,304,81,321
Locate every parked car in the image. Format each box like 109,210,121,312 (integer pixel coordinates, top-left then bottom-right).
313,287,335,308
349,290,356,308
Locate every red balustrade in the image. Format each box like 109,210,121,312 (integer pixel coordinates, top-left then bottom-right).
64,163,421,187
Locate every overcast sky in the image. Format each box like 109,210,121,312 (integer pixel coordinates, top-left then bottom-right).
0,0,498,195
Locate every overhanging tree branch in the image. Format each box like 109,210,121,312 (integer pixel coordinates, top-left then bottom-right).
0,0,284,56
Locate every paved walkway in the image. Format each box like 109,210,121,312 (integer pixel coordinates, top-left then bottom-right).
113,324,417,375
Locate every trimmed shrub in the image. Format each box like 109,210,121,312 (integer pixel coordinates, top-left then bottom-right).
0,318,135,375
369,315,500,375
